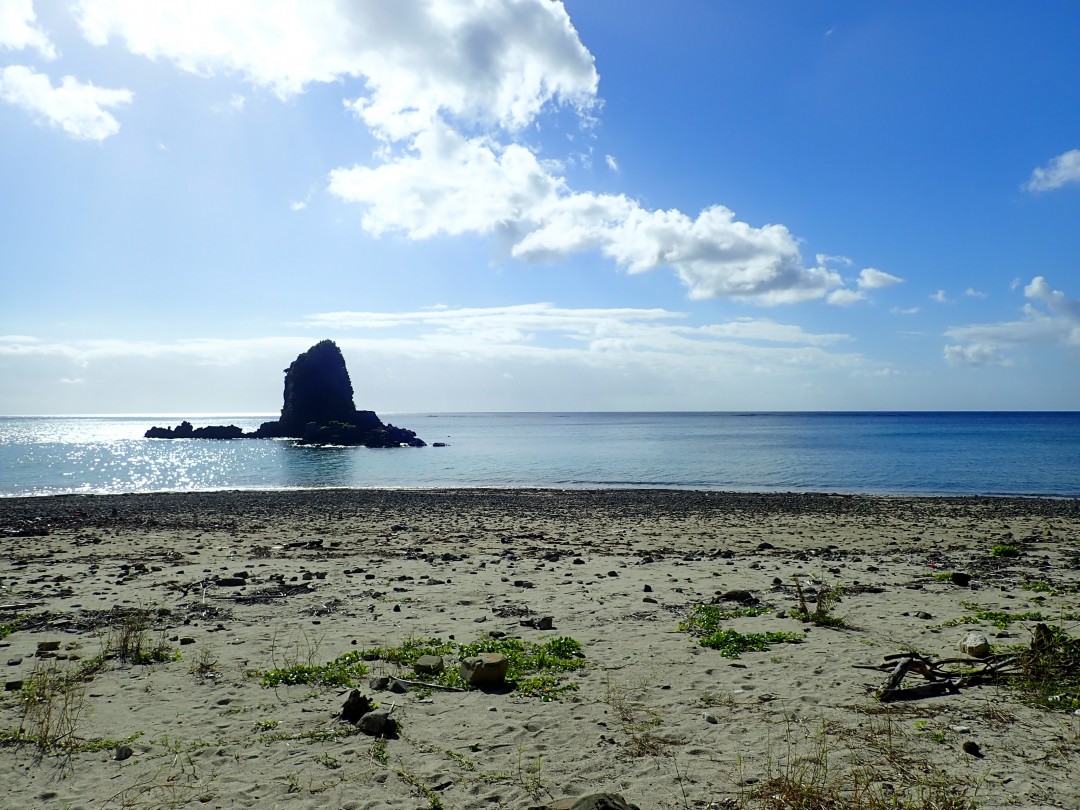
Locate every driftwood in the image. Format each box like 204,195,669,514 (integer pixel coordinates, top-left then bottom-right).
862,650,1022,702
0,602,41,612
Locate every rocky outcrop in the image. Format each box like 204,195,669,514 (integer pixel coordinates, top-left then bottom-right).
144,421,244,440
144,340,425,447
258,340,360,437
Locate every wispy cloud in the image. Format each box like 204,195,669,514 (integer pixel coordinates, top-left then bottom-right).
1024,148,1080,192
0,64,131,140
943,276,1080,366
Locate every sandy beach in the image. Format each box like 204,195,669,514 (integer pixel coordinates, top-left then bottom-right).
2,489,1079,809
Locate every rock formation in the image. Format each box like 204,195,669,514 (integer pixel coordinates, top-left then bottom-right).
145,340,425,447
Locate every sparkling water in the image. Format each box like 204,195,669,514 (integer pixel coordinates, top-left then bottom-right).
1,412,1078,497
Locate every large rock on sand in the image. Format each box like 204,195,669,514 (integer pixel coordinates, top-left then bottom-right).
960,632,991,658
459,653,509,688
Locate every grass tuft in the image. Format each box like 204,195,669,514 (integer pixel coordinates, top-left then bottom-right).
678,604,801,658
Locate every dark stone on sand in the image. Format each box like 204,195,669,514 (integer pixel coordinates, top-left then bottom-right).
144,340,425,448
414,654,444,675
950,572,971,587
459,653,509,688
114,744,134,761
339,689,373,724
545,793,642,810
715,589,757,605
357,707,397,736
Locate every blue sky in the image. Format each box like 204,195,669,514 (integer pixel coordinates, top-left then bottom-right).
1,0,1079,414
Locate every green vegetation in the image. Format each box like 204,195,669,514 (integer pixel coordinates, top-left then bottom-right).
253,650,369,688
792,581,850,629
1012,623,1080,712
990,544,1021,558
361,635,588,700
252,634,588,699
939,601,1067,630
678,604,801,658
1020,580,1075,596
370,738,389,766
0,619,20,640
111,609,179,666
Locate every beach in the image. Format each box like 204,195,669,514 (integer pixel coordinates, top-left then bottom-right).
2,489,1079,809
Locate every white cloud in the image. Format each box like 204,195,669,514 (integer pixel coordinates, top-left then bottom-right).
942,276,1080,366
816,253,852,267
930,289,949,304
1024,275,1080,321
75,0,598,135
857,267,902,289
964,287,987,299
0,0,56,59
0,308,875,412
604,153,618,172
75,0,861,307
826,288,865,306
0,64,132,140
697,318,849,346
943,344,1011,367
1024,149,1080,192
890,306,919,315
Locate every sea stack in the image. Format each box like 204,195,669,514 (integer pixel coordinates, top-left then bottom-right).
146,340,425,447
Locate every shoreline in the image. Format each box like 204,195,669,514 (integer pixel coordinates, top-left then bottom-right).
2,488,1079,808
6,484,1080,502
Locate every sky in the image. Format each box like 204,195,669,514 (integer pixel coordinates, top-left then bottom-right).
1,0,1079,415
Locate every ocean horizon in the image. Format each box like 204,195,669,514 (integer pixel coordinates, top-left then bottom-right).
2,411,1079,499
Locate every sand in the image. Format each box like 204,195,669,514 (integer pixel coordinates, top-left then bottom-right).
1,489,1079,810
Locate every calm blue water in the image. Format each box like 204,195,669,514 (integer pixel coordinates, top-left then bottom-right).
1,412,1078,498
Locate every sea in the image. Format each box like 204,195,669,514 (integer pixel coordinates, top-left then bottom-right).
1,412,1079,499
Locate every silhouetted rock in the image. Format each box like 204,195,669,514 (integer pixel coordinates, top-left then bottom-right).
145,421,243,440
275,340,358,436
144,340,425,447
